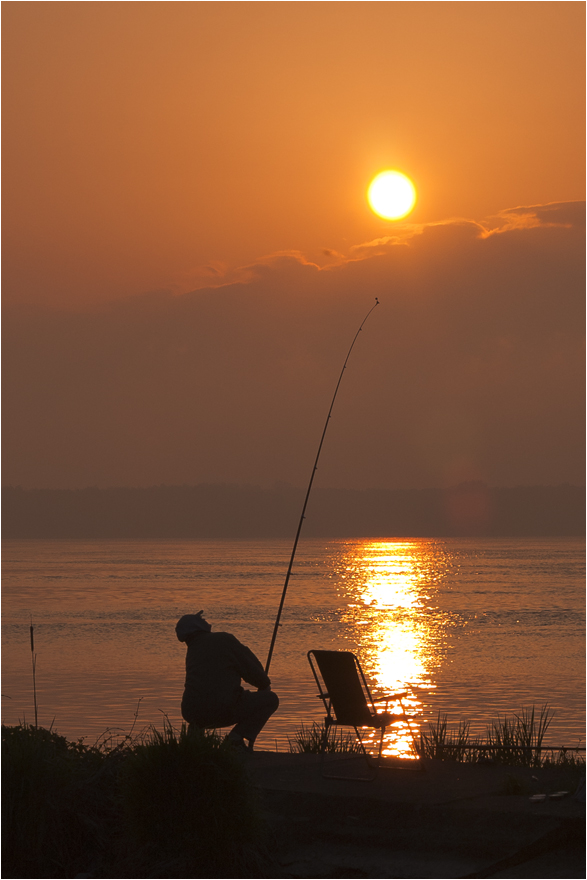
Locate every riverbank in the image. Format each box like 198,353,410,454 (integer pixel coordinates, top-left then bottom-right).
249,752,585,878
3,721,584,878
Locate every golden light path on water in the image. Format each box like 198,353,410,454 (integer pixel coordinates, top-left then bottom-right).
335,541,449,759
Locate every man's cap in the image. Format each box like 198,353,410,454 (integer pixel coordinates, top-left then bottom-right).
175,611,212,641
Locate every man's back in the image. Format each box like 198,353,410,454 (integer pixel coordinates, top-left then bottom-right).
182,630,270,724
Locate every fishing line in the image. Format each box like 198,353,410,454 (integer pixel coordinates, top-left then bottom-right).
265,298,380,674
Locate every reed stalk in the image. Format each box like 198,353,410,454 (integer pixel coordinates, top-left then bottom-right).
416,704,566,767
485,705,553,766
418,712,473,762
287,721,363,754
29,617,38,728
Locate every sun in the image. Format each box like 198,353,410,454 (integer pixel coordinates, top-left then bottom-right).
368,170,417,220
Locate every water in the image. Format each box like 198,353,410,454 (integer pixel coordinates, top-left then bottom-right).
2,537,584,755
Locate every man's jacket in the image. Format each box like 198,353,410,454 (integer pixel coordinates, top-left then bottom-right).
181,630,271,725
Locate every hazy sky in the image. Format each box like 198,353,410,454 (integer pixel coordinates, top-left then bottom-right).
3,2,585,490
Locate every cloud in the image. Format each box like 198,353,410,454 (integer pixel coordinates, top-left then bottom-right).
175,201,585,294
486,200,586,234
3,202,584,491
345,201,585,257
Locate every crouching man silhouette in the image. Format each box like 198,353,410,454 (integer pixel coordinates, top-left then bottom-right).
176,611,279,751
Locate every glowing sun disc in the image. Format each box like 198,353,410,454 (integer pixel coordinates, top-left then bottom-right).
368,170,416,220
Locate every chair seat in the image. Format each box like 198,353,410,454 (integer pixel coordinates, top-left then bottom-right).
370,711,394,729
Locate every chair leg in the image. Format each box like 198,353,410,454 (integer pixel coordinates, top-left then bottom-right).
377,725,386,761
319,723,377,781
353,726,370,759
397,696,426,771
352,726,378,781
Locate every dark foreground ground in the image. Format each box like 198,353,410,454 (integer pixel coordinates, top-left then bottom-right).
245,752,585,879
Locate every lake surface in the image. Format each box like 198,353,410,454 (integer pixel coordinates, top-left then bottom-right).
2,537,585,755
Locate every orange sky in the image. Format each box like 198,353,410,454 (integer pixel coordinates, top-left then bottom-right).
2,2,585,492
3,1,585,306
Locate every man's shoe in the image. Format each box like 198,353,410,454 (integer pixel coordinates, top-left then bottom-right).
224,732,252,753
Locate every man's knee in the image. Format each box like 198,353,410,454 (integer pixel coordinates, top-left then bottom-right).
256,688,279,716
244,688,279,715
267,690,279,712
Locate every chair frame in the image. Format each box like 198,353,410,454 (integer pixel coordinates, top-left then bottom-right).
307,649,415,780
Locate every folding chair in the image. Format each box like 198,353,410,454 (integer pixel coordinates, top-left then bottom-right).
307,649,417,780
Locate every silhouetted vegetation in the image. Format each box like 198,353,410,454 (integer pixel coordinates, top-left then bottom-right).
289,706,586,776
2,482,585,538
287,721,363,754
416,705,586,770
2,722,268,879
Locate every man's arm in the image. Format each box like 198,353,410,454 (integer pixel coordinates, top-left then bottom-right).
229,635,271,690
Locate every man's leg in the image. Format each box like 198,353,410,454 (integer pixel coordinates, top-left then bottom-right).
229,689,279,749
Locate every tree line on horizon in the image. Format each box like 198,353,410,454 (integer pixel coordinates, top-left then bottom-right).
2,482,584,538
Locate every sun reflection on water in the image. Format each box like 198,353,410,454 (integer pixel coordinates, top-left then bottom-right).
335,540,450,758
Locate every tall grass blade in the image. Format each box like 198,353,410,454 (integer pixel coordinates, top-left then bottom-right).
287,721,363,754
29,617,38,728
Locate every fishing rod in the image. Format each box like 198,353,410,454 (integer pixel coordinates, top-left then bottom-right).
265,297,380,674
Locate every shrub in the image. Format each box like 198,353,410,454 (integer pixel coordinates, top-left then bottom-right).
118,723,264,877
3,722,267,878
2,723,114,878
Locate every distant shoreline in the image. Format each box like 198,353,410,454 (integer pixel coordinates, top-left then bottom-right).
2,482,584,539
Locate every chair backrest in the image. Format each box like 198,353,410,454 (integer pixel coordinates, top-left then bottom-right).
309,650,373,726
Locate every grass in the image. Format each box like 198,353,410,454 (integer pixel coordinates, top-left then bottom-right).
417,705,586,769
287,720,363,754
2,721,268,879
289,705,586,773
415,713,473,763
485,704,552,764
